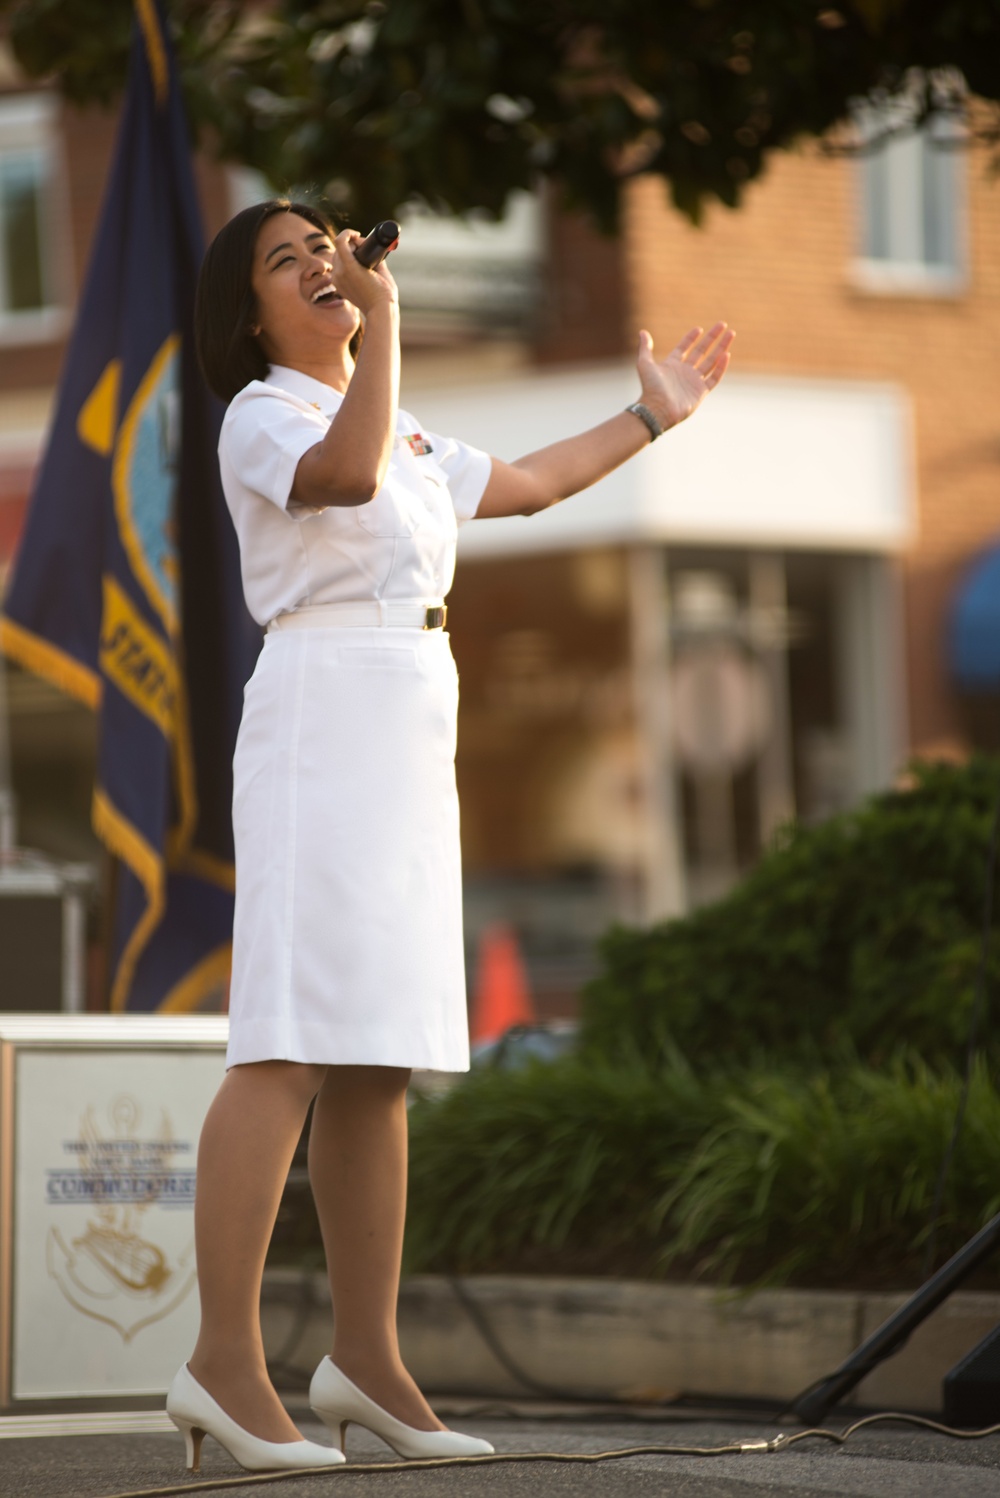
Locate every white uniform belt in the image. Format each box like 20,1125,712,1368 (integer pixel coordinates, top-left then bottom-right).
267,601,447,632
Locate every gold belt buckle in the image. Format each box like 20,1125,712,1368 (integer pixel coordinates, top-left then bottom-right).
423,605,447,630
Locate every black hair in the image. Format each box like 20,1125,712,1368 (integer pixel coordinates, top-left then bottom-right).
194,198,360,404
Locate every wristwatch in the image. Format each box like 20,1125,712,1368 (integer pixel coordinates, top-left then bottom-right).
625,402,665,442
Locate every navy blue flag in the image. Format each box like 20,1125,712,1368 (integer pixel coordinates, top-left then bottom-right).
0,0,260,1010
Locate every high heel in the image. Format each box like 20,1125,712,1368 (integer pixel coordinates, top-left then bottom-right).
166,1363,346,1472
172,1418,205,1472
309,1356,494,1459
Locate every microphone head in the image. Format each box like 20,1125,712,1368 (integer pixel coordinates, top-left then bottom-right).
354,220,401,269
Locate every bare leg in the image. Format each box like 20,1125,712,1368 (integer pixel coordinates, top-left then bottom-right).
188,1060,326,1442
308,1065,444,1431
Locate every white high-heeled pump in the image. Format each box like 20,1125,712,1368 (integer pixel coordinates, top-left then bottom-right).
166,1363,346,1473
309,1356,495,1459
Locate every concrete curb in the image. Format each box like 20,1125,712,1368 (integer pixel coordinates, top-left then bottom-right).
260,1270,1000,1413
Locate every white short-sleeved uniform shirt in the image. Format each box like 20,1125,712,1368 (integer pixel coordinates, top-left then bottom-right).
219,364,493,626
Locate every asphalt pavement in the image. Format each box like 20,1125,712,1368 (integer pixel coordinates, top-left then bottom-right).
3,1402,1000,1498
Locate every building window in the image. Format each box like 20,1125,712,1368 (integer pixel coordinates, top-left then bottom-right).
389,192,542,339
0,153,47,312
0,94,67,340
853,113,965,294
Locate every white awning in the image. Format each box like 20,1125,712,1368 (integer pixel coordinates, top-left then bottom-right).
403,364,916,559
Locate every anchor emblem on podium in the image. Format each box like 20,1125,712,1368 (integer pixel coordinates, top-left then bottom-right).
45,1095,197,1344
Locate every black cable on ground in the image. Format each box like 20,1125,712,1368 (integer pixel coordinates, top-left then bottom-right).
442,1394,788,1424
92,1410,1000,1498
264,1270,324,1394
445,1274,602,1403
264,1269,690,1410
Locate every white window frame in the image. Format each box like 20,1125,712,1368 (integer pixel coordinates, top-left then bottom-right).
0,93,71,345
389,191,542,334
850,109,967,297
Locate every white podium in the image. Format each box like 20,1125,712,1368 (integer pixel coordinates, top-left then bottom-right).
0,1015,226,1412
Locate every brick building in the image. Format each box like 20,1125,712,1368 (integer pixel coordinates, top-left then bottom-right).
0,66,996,1009
624,138,1000,759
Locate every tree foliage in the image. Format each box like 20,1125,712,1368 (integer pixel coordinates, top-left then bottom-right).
4,1,999,226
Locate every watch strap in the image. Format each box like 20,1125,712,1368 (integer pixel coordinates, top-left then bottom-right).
626,401,664,442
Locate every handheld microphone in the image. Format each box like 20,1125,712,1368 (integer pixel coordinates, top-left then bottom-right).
354,220,400,270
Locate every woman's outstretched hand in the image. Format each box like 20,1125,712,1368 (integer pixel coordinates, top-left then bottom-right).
471,319,735,522
636,322,734,431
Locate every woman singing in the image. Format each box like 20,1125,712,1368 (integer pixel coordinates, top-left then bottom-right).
167,198,733,1473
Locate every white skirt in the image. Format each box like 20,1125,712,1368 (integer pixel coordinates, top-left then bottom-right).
227,625,469,1071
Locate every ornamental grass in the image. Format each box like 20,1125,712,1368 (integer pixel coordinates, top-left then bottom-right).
404,1054,1000,1289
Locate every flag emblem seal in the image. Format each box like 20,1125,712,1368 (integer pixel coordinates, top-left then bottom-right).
113,336,181,631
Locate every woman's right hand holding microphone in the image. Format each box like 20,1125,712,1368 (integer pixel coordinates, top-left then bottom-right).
330,227,399,317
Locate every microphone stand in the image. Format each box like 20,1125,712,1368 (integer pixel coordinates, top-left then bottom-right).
790,1210,1000,1424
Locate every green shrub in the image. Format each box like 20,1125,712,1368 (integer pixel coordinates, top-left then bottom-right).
579,757,1000,1069
404,1054,1000,1288
404,1054,718,1276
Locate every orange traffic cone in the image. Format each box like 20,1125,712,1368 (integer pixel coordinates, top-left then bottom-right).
470,923,536,1047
